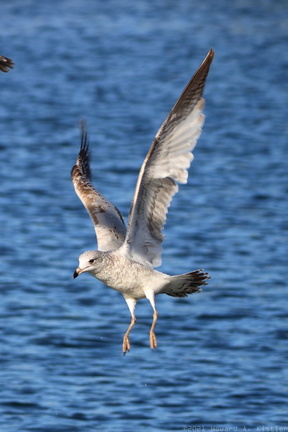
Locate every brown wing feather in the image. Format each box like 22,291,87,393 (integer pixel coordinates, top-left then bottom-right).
71,122,126,251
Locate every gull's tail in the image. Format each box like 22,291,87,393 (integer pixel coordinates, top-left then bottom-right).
163,270,210,297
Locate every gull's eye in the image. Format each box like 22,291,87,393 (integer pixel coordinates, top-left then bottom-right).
89,259,95,264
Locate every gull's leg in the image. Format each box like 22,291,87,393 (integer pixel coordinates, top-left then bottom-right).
122,297,136,355
150,309,158,350
145,290,158,350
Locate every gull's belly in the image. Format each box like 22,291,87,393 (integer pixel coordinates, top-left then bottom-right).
92,254,165,299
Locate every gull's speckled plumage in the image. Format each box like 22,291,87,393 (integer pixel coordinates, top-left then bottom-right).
72,49,214,354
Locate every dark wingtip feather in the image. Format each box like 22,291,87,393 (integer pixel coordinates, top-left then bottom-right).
78,120,92,180
171,48,214,117
71,120,91,181
79,119,89,153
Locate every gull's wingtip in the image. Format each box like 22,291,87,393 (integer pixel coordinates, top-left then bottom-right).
201,48,215,68
71,119,91,180
205,48,215,61
79,119,90,154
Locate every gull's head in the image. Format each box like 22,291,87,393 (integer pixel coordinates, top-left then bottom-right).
73,250,102,279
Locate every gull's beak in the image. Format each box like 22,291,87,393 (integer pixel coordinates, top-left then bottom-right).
73,267,82,279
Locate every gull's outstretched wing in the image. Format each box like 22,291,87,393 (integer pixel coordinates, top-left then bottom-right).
71,122,126,251
120,49,214,267
0,56,14,72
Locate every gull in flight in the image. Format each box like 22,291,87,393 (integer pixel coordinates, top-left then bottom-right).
0,56,14,72
72,49,214,354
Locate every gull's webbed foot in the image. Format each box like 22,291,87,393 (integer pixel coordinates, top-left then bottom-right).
122,315,136,355
150,331,157,350
122,334,131,355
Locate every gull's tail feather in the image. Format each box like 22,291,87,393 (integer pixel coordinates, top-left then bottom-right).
163,270,210,297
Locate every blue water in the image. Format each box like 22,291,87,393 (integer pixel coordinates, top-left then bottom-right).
0,0,287,430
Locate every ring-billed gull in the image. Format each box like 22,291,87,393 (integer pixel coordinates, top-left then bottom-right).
72,49,214,354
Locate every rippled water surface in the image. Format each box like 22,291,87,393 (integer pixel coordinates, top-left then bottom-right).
0,0,287,431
